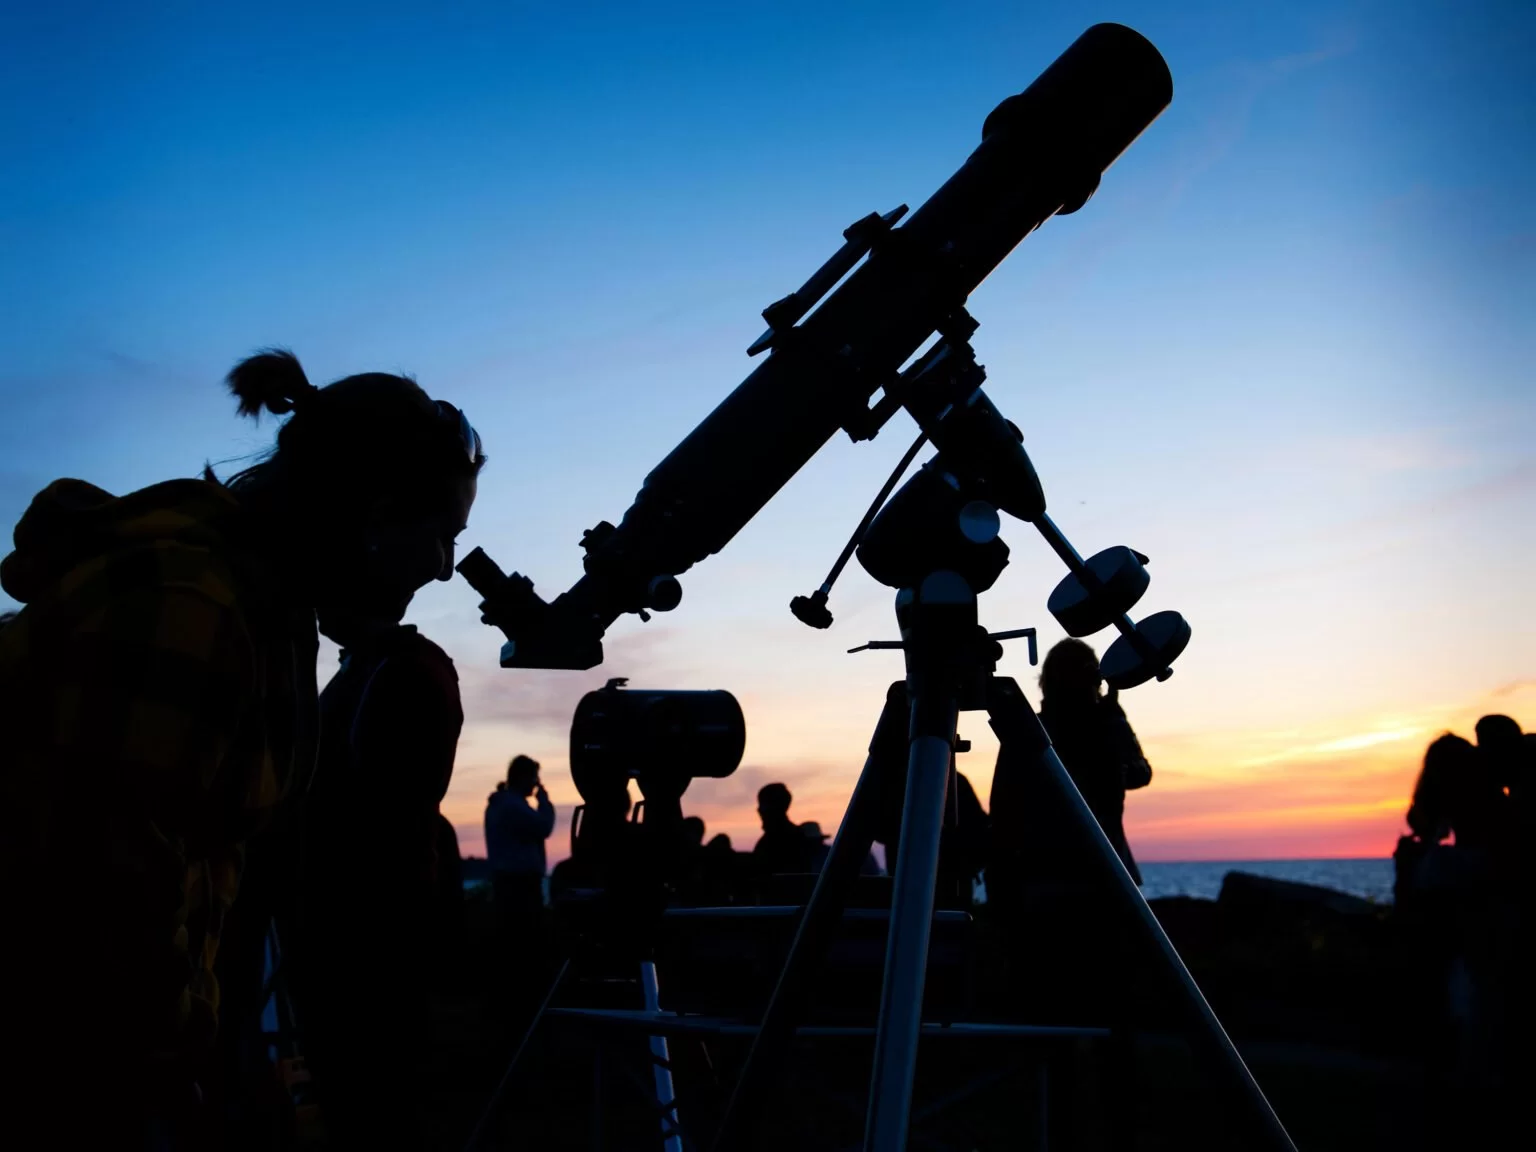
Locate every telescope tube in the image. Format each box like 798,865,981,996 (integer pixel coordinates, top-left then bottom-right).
501,24,1172,668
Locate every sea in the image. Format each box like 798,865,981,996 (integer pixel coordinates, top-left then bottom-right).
1137,858,1394,904
464,857,1398,905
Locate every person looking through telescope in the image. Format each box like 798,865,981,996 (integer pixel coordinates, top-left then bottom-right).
0,348,484,1144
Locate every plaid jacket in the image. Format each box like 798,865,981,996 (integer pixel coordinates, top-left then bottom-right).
0,478,317,1058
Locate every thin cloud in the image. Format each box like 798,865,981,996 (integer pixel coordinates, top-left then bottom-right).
1249,428,1481,479
101,350,157,377
1038,27,1360,293
1491,679,1536,700
1235,724,1427,768
1315,458,1536,544
1163,28,1360,209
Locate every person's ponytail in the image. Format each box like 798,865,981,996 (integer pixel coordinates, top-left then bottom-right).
216,346,482,518
226,348,319,418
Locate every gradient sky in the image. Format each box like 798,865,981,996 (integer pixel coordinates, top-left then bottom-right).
3,1,1532,861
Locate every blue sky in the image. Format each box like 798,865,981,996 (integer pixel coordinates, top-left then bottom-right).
3,1,1531,858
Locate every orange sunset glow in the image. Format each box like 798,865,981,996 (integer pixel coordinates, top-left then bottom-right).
441,674,1536,865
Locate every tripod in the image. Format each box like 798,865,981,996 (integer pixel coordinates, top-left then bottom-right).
462,333,1297,1149
711,344,1297,1151
463,791,697,1152
715,580,1295,1150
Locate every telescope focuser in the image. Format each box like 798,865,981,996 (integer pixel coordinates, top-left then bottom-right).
578,521,684,620
456,546,604,670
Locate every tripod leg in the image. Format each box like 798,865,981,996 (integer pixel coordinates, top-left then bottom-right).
461,958,574,1152
711,683,909,1152
865,721,956,1152
641,961,685,1152
985,677,1297,1152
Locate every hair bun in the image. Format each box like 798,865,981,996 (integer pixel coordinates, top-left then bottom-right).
226,348,319,418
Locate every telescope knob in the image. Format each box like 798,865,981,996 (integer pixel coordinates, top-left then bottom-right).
791,590,834,629
1047,546,1151,637
1100,610,1190,690
646,575,683,613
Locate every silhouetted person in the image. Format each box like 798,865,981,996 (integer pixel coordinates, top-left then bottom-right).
1520,733,1536,808
0,349,483,1145
801,821,832,871
433,810,468,984
1395,732,1515,1146
1037,639,1150,884
878,767,985,902
1396,733,1472,905
1475,714,1523,791
486,755,556,932
287,621,464,1150
798,819,885,878
1452,731,1507,856
1475,714,1529,858
698,832,745,904
984,642,1151,1023
485,756,555,1024
1396,743,1448,908
1473,715,1531,1135
674,816,719,905
940,770,990,901
1474,720,1536,951
754,782,815,877
680,814,707,877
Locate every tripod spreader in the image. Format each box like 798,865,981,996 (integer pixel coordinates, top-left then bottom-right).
848,625,1037,665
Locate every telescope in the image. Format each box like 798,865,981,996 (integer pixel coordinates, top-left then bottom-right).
569,678,745,809
461,23,1298,1152
457,21,1176,674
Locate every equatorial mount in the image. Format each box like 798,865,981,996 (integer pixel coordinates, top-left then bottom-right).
788,315,1190,689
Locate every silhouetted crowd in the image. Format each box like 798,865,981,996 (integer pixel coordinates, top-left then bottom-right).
0,347,1165,1151
0,402,1160,1152
8,347,1525,1151
531,779,881,913
1391,717,1533,1145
